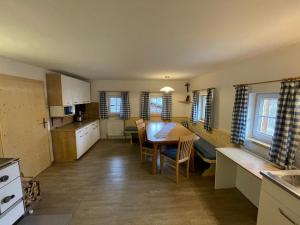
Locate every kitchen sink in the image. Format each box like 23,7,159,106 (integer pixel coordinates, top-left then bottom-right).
281,175,300,189
261,170,300,199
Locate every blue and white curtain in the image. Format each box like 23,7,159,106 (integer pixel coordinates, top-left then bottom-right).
120,91,131,120
161,92,172,120
230,85,248,145
99,91,108,119
140,92,150,120
190,91,200,124
204,88,215,131
269,80,300,169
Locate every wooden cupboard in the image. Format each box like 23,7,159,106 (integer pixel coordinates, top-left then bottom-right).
46,73,91,117
51,120,100,161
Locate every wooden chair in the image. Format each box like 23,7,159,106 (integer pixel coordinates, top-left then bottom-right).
160,135,194,184
137,123,153,161
135,119,144,127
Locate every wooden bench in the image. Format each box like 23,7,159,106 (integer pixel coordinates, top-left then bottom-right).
192,137,216,176
124,126,138,144
215,147,280,207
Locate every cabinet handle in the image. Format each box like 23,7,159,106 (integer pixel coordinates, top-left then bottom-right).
1,195,15,204
0,175,9,182
279,208,298,225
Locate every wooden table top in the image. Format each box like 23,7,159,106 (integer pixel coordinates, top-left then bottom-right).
216,147,281,179
146,122,194,144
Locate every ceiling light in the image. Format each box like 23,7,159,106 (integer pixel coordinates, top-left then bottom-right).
160,86,175,93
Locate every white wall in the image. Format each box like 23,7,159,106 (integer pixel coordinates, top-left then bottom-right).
190,41,300,166
190,41,300,132
0,56,47,81
91,79,190,117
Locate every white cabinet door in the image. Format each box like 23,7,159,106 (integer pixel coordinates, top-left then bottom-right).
61,75,73,106
83,82,91,104
76,129,86,159
257,190,300,225
72,78,81,105
91,121,100,143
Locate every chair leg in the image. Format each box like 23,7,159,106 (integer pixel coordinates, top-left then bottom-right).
160,154,164,173
186,160,190,178
176,163,179,184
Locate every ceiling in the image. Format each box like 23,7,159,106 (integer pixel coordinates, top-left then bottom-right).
0,0,300,80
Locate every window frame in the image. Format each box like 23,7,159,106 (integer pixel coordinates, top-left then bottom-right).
108,95,122,115
150,93,163,116
251,93,278,144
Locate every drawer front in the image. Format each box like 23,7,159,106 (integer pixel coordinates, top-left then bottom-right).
0,177,23,214
0,162,20,189
0,200,24,225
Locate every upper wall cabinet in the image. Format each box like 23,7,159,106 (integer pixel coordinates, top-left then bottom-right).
46,73,91,107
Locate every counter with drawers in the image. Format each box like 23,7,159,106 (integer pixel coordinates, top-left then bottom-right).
51,119,100,161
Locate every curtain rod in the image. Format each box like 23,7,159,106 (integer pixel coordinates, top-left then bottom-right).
233,76,300,87
193,87,215,92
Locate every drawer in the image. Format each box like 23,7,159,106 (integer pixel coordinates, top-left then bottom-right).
0,177,23,214
0,162,20,189
0,200,24,225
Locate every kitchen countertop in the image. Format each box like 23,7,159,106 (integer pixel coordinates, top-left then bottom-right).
52,119,99,132
261,170,300,200
0,158,18,168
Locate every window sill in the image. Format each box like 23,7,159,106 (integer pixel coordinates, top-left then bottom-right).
246,137,271,149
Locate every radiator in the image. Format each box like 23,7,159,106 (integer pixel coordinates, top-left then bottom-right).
106,118,124,137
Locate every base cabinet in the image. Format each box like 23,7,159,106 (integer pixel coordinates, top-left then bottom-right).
52,120,100,161
257,178,300,225
0,160,25,225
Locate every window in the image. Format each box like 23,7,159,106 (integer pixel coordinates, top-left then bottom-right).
109,96,121,114
252,93,278,143
198,94,207,121
150,95,162,114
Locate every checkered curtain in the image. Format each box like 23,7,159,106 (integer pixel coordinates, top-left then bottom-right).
99,91,108,119
204,88,214,131
120,91,131,120
161,92,172,120
140,92,150,120
230,85,248,145
269,80,300,169
190,91,200,124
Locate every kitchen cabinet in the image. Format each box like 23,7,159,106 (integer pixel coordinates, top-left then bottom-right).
0,159,25,225
51,120,100,161
46,73,91,117
257,175,300,225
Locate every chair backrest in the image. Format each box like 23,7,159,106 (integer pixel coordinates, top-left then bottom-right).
135,119,144,127
177,135,194,162
137,123,146,147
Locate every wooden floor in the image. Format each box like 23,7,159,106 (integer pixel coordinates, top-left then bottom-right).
33,140,257,225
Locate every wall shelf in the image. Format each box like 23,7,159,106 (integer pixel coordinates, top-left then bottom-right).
178,101,193,104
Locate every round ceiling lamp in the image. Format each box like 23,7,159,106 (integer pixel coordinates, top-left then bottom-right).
160,86,175,93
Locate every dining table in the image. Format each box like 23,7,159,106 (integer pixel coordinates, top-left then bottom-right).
146,121,195,175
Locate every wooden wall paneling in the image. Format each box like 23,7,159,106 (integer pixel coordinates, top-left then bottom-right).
86,102,100,119
189,121,236,148
46,74,63,106
0,74,51,177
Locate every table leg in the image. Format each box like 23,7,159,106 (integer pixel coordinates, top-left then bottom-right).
130,134,133,144
190,148,195,172
152,143,158,175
